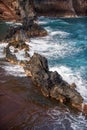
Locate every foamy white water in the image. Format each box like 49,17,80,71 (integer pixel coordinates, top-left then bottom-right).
0,43,8,58
50,30,69,37
1,63,26,77
50,65,87,103
9,46,30,61
0,43,26,77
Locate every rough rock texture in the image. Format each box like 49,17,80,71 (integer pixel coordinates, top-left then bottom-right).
28,53,83,106
33,0,87,17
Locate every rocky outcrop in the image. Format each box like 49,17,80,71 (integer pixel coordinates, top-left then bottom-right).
27,53,83,105
33,0,87,17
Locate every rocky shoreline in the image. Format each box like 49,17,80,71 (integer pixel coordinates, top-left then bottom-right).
0,0,87,119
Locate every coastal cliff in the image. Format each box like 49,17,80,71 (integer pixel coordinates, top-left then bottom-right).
0,0,87,21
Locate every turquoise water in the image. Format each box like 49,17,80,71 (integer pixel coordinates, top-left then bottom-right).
30,17,87,102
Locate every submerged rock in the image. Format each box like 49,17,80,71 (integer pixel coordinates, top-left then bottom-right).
28,53,83,106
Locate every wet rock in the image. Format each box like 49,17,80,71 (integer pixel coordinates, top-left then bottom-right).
28,53,83,106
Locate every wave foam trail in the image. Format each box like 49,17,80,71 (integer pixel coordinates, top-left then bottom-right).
50,66,87,103
47,107,87,130
50,30,69,37
0,43,8,58
1,63,26,77
30,36,81,60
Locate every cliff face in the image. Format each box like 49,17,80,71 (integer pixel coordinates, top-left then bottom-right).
0,0,87,21
33,0,87,17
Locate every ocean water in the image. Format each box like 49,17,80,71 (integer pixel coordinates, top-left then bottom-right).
0,17,87,130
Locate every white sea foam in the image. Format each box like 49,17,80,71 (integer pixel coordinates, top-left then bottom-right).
30,37,81,60
0,43,27,77
9,45,30,61
38,21,48,25
50,66,87,103
15,49,30,61
6,22,22,26
0,43,8,58
1,63,26,77
50,30,69,37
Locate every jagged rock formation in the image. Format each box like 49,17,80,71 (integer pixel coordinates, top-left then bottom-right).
28,53,83,105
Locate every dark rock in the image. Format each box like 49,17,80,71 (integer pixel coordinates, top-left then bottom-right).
28,53,83,106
